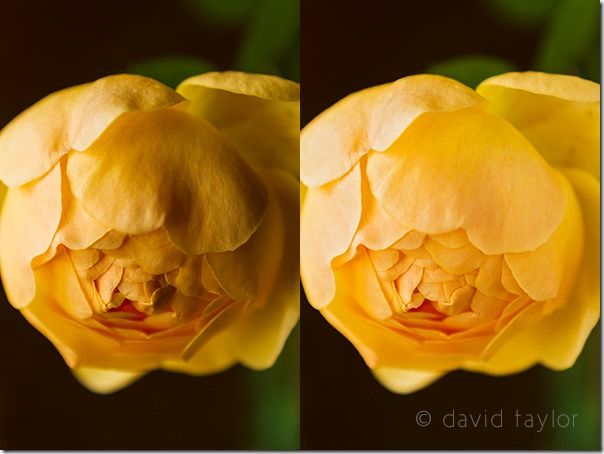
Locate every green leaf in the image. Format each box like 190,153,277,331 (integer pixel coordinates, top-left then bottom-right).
426,55,517,88
534,0,599,73
126,55,217,89
183,0,259,27
246,323,300,449
485,0,558,28
545,325,601,449
234,0,299,75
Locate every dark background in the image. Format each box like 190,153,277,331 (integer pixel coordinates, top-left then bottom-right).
300,0,601,450
0,0,299,449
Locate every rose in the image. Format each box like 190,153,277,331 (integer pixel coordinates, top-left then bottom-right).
300,72,599,393
0,71,300,394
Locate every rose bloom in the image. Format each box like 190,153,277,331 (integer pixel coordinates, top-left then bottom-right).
0,72,299,393
301,72,599,393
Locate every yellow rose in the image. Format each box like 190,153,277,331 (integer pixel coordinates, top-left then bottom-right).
0,71,299,394
300,72,599,393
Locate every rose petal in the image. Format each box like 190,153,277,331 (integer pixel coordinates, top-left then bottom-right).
66,106,267,255
206,169,285,304
0,164,62,308
505,173,583,303
301,75,483,187
178,71,299,177
0,75,183,187
373,368,444,394
301,164,362,309
477,72,600,179
72,367,145,395
367,107,567,254
228,170,300,369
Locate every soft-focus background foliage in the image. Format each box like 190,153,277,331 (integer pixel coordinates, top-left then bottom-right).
0,0,298,449
301,0,600,450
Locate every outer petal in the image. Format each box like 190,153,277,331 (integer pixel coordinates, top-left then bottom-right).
0,164,62,308
504,172,583,305
0,75,183,187
373,368,444,394
229,170,300,369
66,107,267,255
465,169,599,374
477,72,600,179
366,107,567,255
301,75,483,187
178,71,299,177
300,164,362,309
0,182,6,209
72,367,145,395
162,329,236,376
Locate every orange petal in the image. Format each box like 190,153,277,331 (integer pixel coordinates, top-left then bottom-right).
0,75,183,187
367,106,567,255
301,164,362,309
477,72,600,179
301,75,482,187
66,106,267,255
0,164,62,308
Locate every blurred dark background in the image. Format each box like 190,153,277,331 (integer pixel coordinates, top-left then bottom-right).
0,0,299,449
301,0,600,450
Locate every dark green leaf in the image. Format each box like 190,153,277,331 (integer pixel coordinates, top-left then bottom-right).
235,0,299,75
183,0,259,27
426,55,517,88
485,0,558,28
246,323,300,449
534,0,599,73
126,55,217,88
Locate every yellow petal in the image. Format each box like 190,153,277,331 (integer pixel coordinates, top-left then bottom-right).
229,170,300,369
478,71,599,103
367,107,567,255
469,169,599,374
162,329,236,376
322,271,490,371
124,230,186,274
0,75,183,187
301,75,483,187
477,72,600,179
206,169,285,304
23,263,197,370
300,164,362,309
178,71,299,103
351,174,411,251
40,248,94,319
505,173,583,303
373,368,443,394
66,106,267,254
173,255,205,298
341,249,393,319
178,71,299,177
72,367,145,394
0,164,62,308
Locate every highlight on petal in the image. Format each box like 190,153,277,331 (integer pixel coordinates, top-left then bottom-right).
477,72,600,179
178,71,299,177
366,107,567,255
301,75,483,187
0,164,62,308
73,367,145,395
66,106,268,255
0,75,183,187
373,368,444,394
